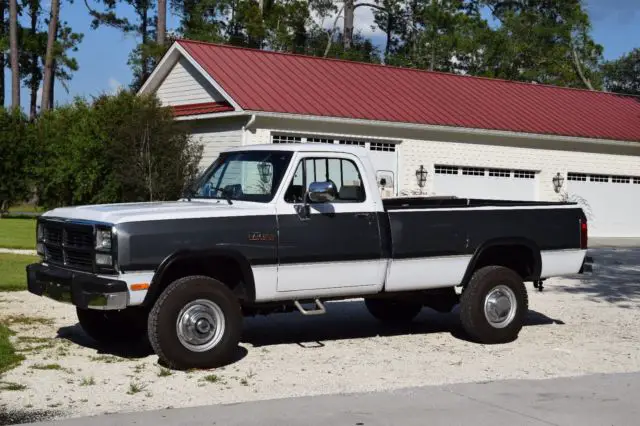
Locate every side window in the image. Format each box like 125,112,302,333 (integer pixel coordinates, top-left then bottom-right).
284,157,366,203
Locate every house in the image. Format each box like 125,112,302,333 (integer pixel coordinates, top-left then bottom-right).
139,39,640,238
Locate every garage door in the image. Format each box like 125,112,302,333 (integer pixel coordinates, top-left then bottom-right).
433,165,538,201
566,173,640,237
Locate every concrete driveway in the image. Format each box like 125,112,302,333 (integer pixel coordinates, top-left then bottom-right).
24,372,640,426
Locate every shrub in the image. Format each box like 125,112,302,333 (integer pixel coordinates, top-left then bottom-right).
0,108,34,213
33,91,203,209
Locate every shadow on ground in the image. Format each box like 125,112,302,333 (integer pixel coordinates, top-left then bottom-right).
0,408,59,426
556,248,640,308
54,302,562,361
56,324,153,359
241,301,562,348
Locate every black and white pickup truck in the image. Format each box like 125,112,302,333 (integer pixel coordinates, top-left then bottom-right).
27,144,592,369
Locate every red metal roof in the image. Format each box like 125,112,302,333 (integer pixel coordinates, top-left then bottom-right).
177,39,640,143
172,101,234,117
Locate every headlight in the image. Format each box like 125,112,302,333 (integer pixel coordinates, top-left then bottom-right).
95,229,112,251
95,253,113,266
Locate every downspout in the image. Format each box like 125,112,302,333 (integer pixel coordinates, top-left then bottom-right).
241,114,257,146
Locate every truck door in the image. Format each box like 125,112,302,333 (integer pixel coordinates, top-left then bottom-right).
275,153,386,293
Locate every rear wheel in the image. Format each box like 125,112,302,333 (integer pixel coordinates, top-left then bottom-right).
364,298,422,324
76,307,148,344
147,275,242,370
460,266,528,344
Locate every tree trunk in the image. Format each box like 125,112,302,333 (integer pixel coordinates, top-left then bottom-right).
9,0,19,109
140,4,150,82
29,0,40,119
343,0,354,50
385,13,392,58
41,0,59,112
156,0,166,45
0,0,6,107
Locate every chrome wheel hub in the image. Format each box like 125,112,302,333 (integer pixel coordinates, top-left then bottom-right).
483,285,517,329
176,299,225,352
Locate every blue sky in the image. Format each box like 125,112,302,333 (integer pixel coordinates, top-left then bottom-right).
5,0,640,110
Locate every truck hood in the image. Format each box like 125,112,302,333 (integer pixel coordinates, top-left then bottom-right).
41,200,274,224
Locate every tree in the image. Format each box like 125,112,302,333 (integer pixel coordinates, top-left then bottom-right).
0,0,6,107
157,0,165,45
9,0,19,109
21,0,45,118
41,0,60,111
0,108,32,212
602,48,640,96
476,0,603,88
34,91,203,208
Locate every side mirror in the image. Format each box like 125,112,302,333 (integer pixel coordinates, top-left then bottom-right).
308,181,337,203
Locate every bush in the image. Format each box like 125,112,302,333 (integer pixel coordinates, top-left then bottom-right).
33,91,203,209
0,108,34,213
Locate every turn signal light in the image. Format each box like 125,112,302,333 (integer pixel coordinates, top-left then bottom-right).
130,283,150,291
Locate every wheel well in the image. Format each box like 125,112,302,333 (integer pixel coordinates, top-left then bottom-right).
148,255,254,306
465,244,539,284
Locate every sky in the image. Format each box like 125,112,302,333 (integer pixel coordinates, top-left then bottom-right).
4,0,640,111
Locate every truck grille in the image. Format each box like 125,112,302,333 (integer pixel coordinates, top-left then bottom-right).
41,220,95,272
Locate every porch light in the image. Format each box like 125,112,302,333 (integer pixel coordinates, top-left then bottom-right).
416,165,428,188
258,162,273,183
552,172,565,193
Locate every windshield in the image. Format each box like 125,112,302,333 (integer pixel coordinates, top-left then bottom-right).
192,150,293,203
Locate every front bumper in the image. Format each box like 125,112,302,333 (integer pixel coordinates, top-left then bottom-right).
26,263,128,310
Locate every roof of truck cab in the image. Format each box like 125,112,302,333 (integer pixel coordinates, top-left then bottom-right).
223,143,372,156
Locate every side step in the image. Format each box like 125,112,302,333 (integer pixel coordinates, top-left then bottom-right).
293,299,327,316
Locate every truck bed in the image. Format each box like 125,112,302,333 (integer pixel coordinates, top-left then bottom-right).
383,196,575,211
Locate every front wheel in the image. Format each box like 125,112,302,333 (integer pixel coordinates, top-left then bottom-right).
147,275,242,370
364,298,422,324
459,266,528,344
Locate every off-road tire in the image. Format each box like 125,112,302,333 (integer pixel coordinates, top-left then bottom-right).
460,265,528,344
76,307,148,344
147,275,242,370
364,298,422,324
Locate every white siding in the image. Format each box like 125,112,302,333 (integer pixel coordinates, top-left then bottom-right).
189,118,245,169
397,138,640,202
156,57,224,106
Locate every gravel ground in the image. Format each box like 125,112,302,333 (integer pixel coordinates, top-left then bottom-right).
0,248,639,423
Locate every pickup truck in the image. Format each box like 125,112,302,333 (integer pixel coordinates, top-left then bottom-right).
26,144,592,369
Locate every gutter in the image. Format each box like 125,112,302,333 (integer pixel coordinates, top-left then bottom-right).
174,110,640,150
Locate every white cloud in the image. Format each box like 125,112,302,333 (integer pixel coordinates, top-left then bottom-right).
315,5,385,38
108,77,123,94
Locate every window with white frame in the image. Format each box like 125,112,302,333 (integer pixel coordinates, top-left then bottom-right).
338,139,366,147
369,142,396,152
462,167,485,176
434,165,458,175
272,135,301,144
567,173,587,181
488,169,511,178
590,174,609,183
612,176,631,184
513,170,535,179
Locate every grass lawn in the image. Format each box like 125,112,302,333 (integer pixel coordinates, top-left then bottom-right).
0,219,36,250
8,203,44,214
0,323,24,374
0,254,39,292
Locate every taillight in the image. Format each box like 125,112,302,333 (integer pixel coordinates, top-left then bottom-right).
580,220,588,249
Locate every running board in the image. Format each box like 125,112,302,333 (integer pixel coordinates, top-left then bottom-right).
293,299,326,316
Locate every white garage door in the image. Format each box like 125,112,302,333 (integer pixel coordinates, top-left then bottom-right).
433,165,538,201
566,173,640,237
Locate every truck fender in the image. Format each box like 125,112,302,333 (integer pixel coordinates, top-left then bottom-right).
461,237,542,286
142,248,256,307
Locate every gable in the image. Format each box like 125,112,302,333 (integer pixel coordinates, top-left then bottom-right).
155,57,226,106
